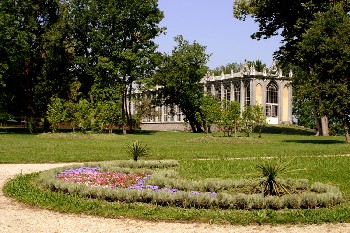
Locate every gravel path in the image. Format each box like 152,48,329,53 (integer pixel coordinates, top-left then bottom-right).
1,163,350,233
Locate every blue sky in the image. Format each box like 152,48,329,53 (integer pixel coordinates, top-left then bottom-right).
154,0,283,69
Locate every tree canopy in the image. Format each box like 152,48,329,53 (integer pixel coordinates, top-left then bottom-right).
154,35,210,133
234,0,350,142
295,3,350,142
0,0,164,133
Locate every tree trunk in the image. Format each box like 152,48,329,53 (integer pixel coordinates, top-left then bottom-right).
344,118,350,144
321,116,329,136
195,120,203,133
127,82,133,132
121,89,127,135
313,107,322,136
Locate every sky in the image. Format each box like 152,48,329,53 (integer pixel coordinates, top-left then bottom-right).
154,0,283,69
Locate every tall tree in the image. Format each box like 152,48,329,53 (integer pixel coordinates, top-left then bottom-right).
69,0,164,134
0,0,73,130
233,0,350,136
296,3,350,143
154,35,210,132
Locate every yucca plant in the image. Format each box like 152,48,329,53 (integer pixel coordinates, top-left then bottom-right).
257,160,290,196
127,141,149,162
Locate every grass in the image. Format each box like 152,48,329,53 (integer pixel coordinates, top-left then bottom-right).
2,125,350,224
0,127,349,163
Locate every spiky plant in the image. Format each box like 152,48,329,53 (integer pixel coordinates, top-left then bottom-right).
127,141,149,162
257,160,290,196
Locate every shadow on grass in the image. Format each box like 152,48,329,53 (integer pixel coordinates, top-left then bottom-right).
283,139,345,144
113,129,157,135
0,127,158,135
259,126,316,136
0,127,41,134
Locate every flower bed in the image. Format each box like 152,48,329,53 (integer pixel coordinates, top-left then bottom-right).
56,167,146,189
38,161,343,210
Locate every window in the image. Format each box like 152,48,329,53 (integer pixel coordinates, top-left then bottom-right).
215,84,221,100
234,81,241,103
245,80,250,106
266,82,278,117
224,83,231,101
207,85,212,95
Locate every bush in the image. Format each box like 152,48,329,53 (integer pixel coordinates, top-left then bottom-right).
126,141,149,162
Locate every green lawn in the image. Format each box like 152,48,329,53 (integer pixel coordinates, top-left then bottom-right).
0,127,349,163
2,126,350,224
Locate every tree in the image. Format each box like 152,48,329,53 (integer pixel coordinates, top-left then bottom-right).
69,0,164,134
252,104,266,138
226,101,241,137
241,105,254,137
233,0,350,137
0,0,73,126
154,35,210,133
46,97,67,132
95,101,121,133
199,95,221,134
210,62,241,76
217,100,241,137
295,3,350,143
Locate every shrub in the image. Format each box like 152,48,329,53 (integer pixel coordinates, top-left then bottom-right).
126,141,149,162
257,160,290,196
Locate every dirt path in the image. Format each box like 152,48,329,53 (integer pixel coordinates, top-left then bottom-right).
1,163,350,233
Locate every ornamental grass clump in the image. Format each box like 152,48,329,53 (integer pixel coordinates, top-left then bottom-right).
257,160,290,196
126,141,149,162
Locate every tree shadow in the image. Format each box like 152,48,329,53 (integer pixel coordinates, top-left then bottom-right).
0,127,41,134
259,126,315,136
0,127,157,135
113,129,157,135
283,139,345,144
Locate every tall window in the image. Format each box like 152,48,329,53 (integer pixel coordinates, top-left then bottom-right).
266,82,278,117
234,81,241,103
206,84,212,95
244,80,250,106
215,84,221,100
224,83,231,101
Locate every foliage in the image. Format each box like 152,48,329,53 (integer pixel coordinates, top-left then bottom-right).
0,0,164,134
198,95,221,133
252,104,266,138
154,35,210,133
74,99,93,133
295,3,350,143
241,105,255,137
0,0,74,127
70,0,164,134
233,0,350,138
256,160,289,196
126,141,150,162
46,97,67,132
94,101,122,133
134,94,159,125
210,62,241,76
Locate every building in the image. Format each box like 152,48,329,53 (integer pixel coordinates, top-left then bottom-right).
139,61,293,131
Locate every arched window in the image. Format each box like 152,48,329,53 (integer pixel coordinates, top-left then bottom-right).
266,82,278,117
